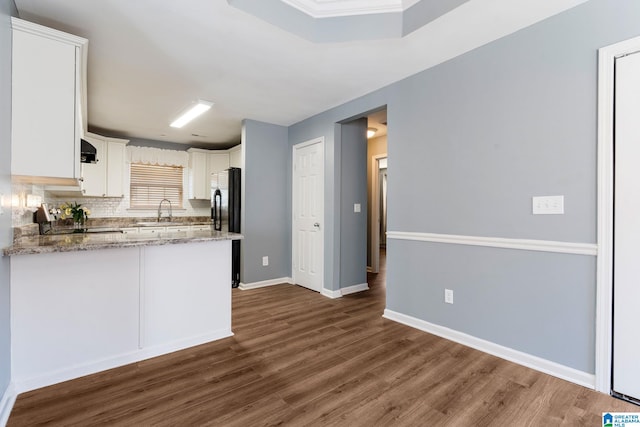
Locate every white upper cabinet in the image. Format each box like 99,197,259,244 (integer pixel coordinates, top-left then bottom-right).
188,149,232,199
188,149,210,200
105,139,127,197
11,18,87,180
228,145,243,168
81,133,129,197
81,138,106,197
208,153,230,175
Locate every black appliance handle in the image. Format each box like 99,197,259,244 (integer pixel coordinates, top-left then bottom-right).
213,189,222,231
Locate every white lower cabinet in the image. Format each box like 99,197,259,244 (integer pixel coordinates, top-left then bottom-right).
130,225,211,234
137,226,165,235
165,225,190,233
11,248,141,391
142,242,231,348
10,240,232,393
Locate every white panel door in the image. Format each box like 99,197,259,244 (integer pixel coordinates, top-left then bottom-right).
613,51,640,401
293,139,324,292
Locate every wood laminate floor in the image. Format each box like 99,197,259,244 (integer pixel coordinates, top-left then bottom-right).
8,250,637,426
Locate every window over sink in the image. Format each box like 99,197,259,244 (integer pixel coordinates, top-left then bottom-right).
130,163,184,209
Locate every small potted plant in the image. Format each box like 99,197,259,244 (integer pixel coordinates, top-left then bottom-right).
59,202,91,231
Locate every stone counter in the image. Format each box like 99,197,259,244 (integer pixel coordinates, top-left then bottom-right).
4,228,242,256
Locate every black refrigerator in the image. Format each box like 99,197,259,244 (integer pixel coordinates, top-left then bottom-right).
211,167,241,288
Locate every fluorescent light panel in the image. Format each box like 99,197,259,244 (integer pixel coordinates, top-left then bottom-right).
170,100,213,128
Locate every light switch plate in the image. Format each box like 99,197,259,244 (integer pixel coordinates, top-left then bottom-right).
262,256,269,266
532,195,564,215
354,203,361,213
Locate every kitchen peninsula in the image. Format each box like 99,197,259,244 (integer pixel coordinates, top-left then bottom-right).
4,227,242,393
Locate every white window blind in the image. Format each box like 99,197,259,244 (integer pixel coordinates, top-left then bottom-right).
130,163,184,209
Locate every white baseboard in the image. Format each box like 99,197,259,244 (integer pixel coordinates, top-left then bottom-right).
14,329,233,394
321,288,342,299
341,283,370,296
383,309,595,389
0,382,16,427
239,277,292,290
321,283,370,299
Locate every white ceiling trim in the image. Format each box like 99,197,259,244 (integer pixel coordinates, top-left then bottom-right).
279,0,422,17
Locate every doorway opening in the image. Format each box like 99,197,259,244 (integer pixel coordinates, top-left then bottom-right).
367,108,388,288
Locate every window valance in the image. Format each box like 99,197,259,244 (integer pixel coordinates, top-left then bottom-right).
127,146,189,167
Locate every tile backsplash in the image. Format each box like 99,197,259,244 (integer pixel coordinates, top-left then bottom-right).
12,183,211,227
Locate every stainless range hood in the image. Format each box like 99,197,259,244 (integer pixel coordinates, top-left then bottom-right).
81,138,97,164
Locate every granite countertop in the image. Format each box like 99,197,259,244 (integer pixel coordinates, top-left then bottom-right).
4,229,243,256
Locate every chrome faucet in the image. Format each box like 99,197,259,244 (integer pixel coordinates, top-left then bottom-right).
157,198,173,222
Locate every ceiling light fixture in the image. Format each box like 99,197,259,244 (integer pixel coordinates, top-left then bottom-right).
170,100,213,128
367,127,378,138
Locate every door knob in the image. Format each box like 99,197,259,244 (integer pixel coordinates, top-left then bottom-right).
314,223,320,228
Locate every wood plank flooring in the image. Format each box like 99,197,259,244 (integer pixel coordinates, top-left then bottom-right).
8,251,638,426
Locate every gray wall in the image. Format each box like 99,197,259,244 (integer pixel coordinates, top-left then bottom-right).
288,0,640,373
340,118,368,288
241,119,290,284
0,0,16,406
288,90,388,291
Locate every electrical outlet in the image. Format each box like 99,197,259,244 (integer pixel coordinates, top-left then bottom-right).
262,256,269,266
444,289,454,304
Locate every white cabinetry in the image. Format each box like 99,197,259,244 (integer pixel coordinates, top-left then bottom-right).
11,18,87,180
188,149,210,200
81,133,128,197
208,153,230,175
137,227,165,235
229,145,242,168
188,149,230,199
106,139,127,196
143,242,231,348
80,137,106,196
10,241,232,392
11,248,141,390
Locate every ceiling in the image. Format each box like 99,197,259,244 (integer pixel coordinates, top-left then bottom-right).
279,0,423,17
14,0,588,149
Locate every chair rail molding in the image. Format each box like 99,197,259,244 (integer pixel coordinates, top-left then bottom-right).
386,231,597,256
